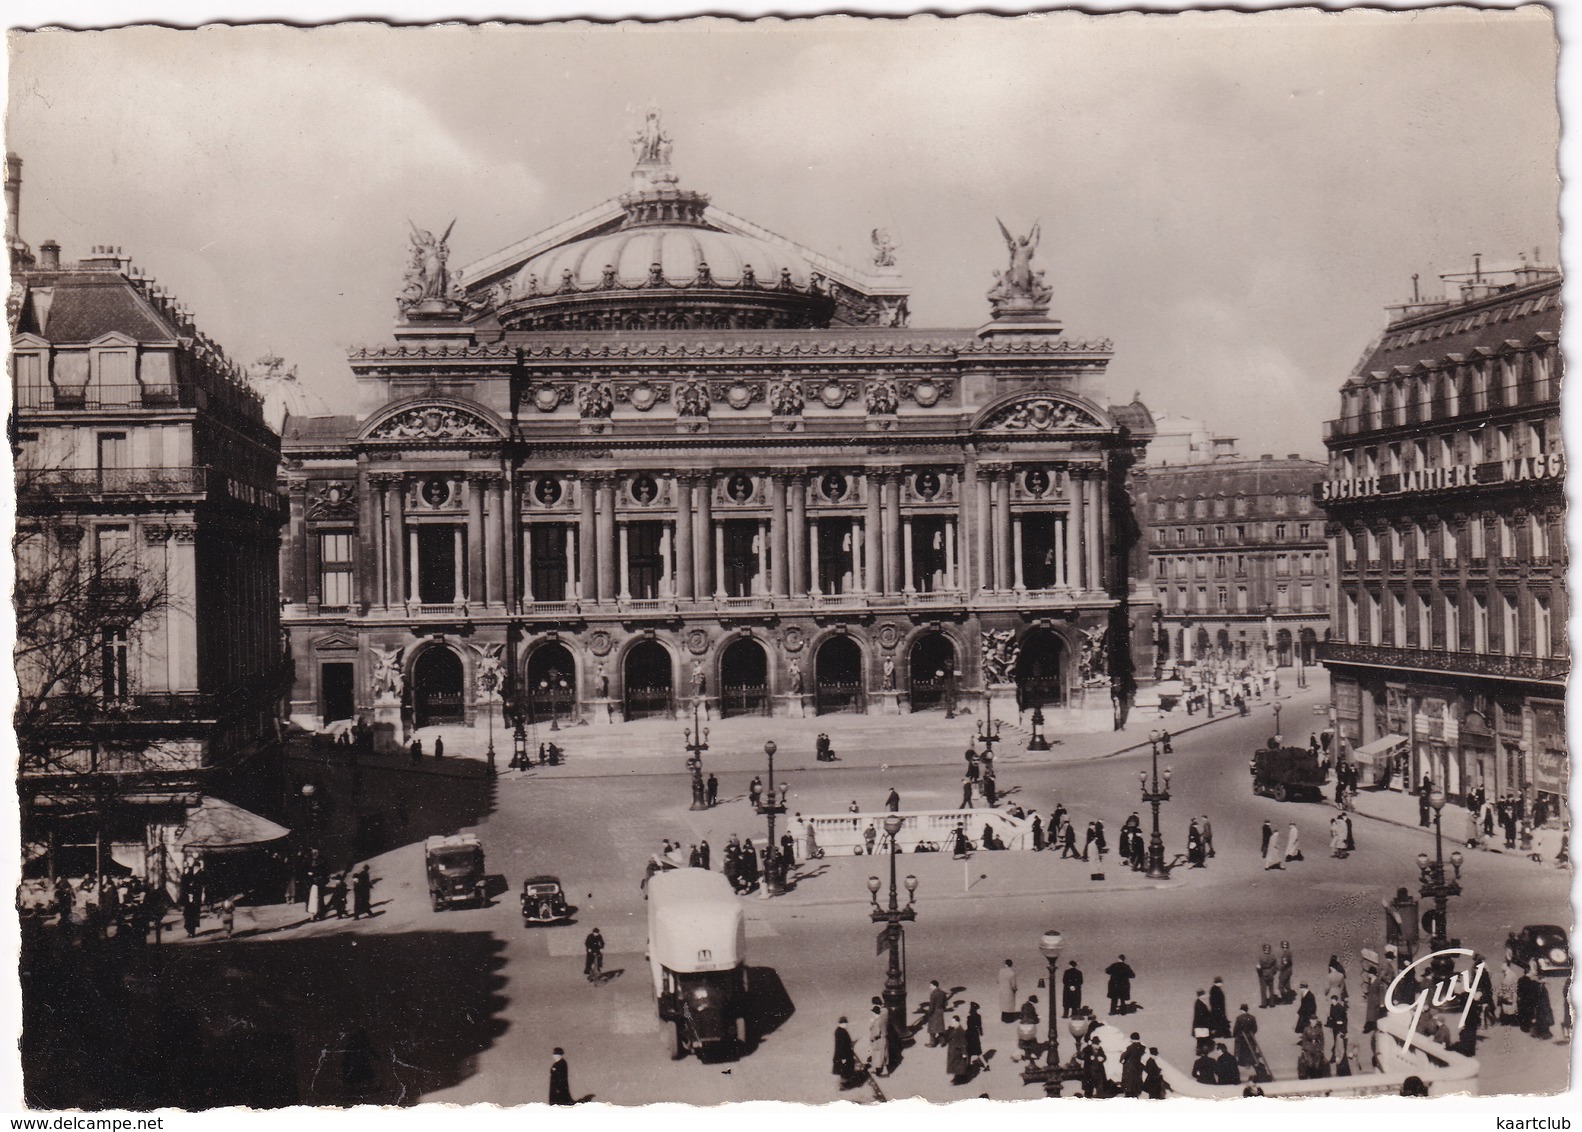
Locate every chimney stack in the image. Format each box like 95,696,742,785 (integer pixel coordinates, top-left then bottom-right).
38,240,60,269
4,152,20,245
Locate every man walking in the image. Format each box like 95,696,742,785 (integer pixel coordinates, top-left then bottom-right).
1277,941,1295,1003
1106,954,1136,1015
548,1048,574,1105
351,864,374,919
1418,774,1433,827
997,959,1019,1023
1192,989,1214,1055
885,787,900,813
925,980,949,1046
1295,982,1318,1034
960,775,975,810
1256,943,1278,1009
1062,959,1084,1017
706,773,718,807
1209,977,1231,1038
1200,814,1215,858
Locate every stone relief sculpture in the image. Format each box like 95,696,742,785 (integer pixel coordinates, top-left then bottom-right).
1079,625,1111,686
768,380,804,416
882,656,896,691
370,645,405,699
985,397,1098,433
674,378,710,417
987,219,1054,315
865,378,900,415
980,629,1021,686
470,642,505,699
578,381,615,419
369,406,495,441
788,655,803,694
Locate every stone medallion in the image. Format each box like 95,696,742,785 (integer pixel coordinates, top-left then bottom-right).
589,630,614,657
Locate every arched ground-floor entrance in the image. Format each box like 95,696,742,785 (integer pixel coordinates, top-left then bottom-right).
719,637,770,718
413,646,464,728
525,642,576,725
908,633,956,712
1299,627,1319,666
1276,628,1294,667
815,636,864,715
1015,629,1066,710
624,640,674,720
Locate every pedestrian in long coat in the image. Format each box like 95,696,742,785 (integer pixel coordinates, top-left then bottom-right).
866,1004,890,1077
952,825,971,858
1285,822,1303,862
1278,942,1295,1002
945,1016,972,1084
1062,960,1084,1017
1120,1033,1146,1097
1209,977,1231,1037
1343,813,1355,851
1093,820,1108,860
965,1003,985,1070
706,774,718,807
1061,823,1078,858
1262,831,1284,870
1214,1042,1240,1085
1233,1005,1259,1067
1082,1037,1109,1097
832,1018,859,1089
1260,820,1274,858
1329,815,1347,857
1187,821,1205,867
1326,996,1349,1058
1326,955,1348,1003
997,959,1019,1022
1201,814,1216,857
1106,955,1136,1015
1190,1050,1217,1085
548,1049,573,1105
182,891,202,937
1031,814,1044,851
351,865,374,918
1529,966,1555,1039
960,776,975,809
1143,1049,1166,1099
1192,989,1214,1054
1295,983,1318,1033
433,736,444,761
926,980,949,1046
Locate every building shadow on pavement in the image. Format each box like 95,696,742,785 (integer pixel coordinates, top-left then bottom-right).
742,965,796,1050
22,923,509,1109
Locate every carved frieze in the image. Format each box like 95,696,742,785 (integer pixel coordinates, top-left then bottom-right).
368,405,498,441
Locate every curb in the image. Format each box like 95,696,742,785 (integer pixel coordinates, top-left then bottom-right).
755,873,1182,912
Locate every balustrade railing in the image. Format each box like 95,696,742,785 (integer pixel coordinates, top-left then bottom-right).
1317,641,1567,681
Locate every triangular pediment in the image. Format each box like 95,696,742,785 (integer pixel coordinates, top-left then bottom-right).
312,631,359,652
88,330,140,349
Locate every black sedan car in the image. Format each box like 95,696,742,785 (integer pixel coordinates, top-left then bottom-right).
1510,924,1572,979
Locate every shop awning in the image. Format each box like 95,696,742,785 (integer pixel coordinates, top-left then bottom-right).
174,796,291,850
1351,733,1407,762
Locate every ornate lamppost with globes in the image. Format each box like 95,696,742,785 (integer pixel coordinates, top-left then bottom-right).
1020,928,1066,1095
866,813,918,1052
684,696,709,811
479,671,498,776
1417,788,1465,978
754,741,789,896
1142,730,1174,879
977,692,1002,760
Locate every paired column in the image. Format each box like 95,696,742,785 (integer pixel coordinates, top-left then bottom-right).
695,475,715,599
564,525,578,601
595,479,616,602
770,474,789,597
1067,470,1085,591
407,529,420,604
809,521,822,595
973,470,992,593
522,524,535,604
618,521,632,601
902,518,916,592
578,479,597,602
451,528,465,604
944,519,957,590
1012,515,1026,591
864,474,883,592
283,482,307,602
882,474,902,594
788,475,807,596
1085,475,1103,592
675,476,695,602
466,477,485,604
486,475,507,607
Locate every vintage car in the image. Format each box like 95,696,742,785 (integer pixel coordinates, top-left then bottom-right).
1510,924,1572,979
520,875,572,925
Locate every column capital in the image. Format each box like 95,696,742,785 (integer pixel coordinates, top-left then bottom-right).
286,479,310,496
367,472,404,489
469,470,507,486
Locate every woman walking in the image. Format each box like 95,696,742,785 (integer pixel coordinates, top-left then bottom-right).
1263,830,1284,870
1285,822,1304,863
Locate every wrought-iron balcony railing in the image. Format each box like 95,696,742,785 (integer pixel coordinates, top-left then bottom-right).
1317,641,1567,682
20,466,210,497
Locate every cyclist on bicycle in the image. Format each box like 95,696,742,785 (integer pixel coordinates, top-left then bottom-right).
584,927,605,981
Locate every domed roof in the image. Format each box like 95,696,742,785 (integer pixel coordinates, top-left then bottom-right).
247,352,329,434
511,223,813,295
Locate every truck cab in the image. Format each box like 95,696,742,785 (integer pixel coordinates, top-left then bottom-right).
647,868,749,1060
425,834,486,911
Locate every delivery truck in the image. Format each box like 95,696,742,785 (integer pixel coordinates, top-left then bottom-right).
647,868,749,1060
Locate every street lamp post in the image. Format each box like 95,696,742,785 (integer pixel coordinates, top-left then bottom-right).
1417,789,1465,978
512,717,528,771
1028,706,1050,751
867,814,918,1053
480,672,498,776
977,693,1002,760
1272,700,1283,744
755,741,788,896
684,697,709,811
1141,730,1173,879
1020,928,1065,1095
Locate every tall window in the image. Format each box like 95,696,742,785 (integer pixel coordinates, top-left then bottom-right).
1502,594,1520,655
1196,586,1207,611
1275,554,1290,576
1498,516,1516,558
1417,593,1432,647
1366,592,1381,643
1442,522,1458,562
1298,523,1311,539
319,532,355,607
1216,586,1228,610
1277,584,1291,612
1236,586,1249,612
1530,514,1549,559
1274,523,1287,540
1299,583,1313,611
1469,517,1486,559
1472,595,1489,652
100,628,129,701
1388,527,1404,564
1344,593,1358,643
95,525,132,579
1444,596,1460,651
1364,529,1379,561
1414,523,1429,559
1391,594,1407,645
1535,595,1552,655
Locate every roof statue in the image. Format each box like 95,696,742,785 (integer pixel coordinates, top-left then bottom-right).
631,109,680,192
400,218,458,318
987,218,1054,318
871,228,897,269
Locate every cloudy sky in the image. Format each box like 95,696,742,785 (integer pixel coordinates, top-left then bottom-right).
5,9,1559,457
